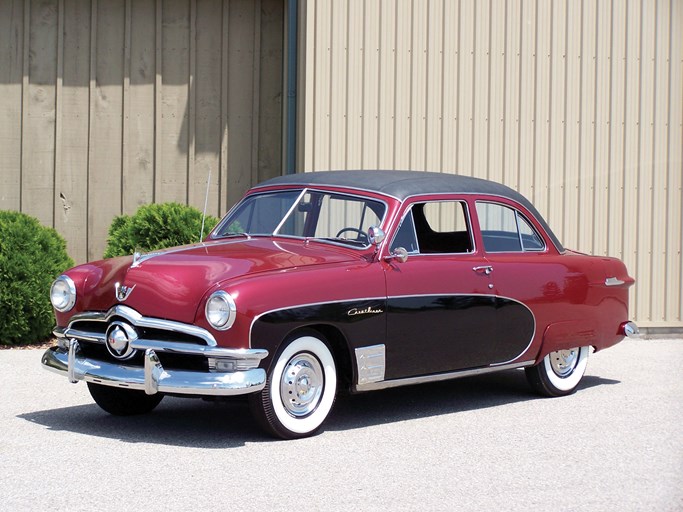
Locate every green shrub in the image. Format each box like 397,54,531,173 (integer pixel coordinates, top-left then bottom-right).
0,211,74,346
103,202,220,258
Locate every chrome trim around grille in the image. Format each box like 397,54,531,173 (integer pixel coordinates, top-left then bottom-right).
353,360,536,392
54,305,218,347
42,342,267,397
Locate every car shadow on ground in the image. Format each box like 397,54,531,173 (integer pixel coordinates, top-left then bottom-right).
18,370,619,447
327,370,619,432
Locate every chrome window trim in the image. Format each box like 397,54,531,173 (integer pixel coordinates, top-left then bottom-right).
388,199,477,256
475,200,548,254
389,208,420,254
272,188,308,234
212,187,390,251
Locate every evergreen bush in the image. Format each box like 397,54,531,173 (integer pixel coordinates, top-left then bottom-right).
0,211,74,346
103,202,219,258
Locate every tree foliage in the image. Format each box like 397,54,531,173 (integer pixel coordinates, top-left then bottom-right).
103,202,220,258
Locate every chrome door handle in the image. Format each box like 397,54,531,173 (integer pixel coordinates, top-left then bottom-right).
472,265,493,275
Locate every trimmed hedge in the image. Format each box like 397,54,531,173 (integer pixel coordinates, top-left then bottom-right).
103,202,219,258
0,211,74,346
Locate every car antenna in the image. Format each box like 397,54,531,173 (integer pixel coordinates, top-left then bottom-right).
200,167,212,243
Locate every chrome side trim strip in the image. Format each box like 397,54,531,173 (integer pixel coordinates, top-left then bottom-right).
353,360,536,392
605,277,625,286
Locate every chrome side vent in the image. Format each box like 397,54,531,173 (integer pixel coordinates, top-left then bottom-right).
355,344,386,385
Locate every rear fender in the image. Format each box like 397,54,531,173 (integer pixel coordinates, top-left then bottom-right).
537,320,599,363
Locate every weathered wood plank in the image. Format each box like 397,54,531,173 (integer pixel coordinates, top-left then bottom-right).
258,0,283,181
0,0,24,211
88,0,125,259
227,0,255,207
124,0,156,213
55,0,91,263
158,0,190,204
192,0,222,217
23,0,58,227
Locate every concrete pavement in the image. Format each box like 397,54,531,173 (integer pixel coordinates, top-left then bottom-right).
1,337,681,511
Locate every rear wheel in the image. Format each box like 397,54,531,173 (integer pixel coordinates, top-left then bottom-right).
525,346,590,397
250,333,337,439
87,382,163,415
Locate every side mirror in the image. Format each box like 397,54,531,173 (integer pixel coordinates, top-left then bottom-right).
385,247,409,264
367,226,385,246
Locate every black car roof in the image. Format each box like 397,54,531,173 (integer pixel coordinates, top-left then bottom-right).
255,170,564,252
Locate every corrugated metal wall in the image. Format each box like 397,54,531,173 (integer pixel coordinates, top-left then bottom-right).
298,0,683,328
0,0,283,262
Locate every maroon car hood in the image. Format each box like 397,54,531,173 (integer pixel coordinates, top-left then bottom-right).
74,238,358,323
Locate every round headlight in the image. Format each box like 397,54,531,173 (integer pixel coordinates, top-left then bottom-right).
205,291,237,330
50,275,76,312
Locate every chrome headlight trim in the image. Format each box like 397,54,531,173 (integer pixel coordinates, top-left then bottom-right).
205,291,237,331
50,275,76,312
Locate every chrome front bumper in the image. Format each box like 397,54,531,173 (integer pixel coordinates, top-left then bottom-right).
42,340,267,397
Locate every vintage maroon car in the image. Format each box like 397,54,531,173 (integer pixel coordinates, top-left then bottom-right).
43,170,637,439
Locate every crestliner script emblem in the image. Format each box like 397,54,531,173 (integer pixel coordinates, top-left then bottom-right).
115,282,136,302
347,306,384,317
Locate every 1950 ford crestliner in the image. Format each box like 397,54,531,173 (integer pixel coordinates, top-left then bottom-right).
43,170,637,439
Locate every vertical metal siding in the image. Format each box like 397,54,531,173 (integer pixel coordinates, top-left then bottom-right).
299,0,683,328
0,0,283,262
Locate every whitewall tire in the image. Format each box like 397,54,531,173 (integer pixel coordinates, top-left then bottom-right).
250,333,337,439
525,346,590,397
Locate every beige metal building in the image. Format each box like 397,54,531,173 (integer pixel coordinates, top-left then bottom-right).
0,0,681,329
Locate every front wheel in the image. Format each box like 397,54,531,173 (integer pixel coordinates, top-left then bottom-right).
87,382,164,416
250,333,337,439
525,346,590,397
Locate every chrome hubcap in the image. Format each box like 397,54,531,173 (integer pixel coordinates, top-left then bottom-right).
280,353,324,417
549,348,579,378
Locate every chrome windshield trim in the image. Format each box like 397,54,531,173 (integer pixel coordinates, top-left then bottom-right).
212,187,390,251
354,360,536,392
273,188,308,234
59,305,218,346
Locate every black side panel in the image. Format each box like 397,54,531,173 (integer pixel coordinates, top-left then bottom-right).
251,299,386,373
385,295,534,378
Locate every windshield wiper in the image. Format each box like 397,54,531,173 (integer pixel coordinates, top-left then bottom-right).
314,237,367,247
222,232,252,239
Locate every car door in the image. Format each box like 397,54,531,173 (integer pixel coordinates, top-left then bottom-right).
383,199,509,379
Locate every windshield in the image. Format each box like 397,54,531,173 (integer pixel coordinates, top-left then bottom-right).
214,189,387,247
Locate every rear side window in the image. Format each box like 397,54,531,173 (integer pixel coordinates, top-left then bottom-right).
475,202,545,252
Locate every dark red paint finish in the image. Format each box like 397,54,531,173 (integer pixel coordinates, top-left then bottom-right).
55,178,634,382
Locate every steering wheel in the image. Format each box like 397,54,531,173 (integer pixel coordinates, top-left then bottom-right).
335,227,369,244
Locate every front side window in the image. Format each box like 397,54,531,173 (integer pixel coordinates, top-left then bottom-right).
215,189,386,248
475,201,545,252
390,200,473,254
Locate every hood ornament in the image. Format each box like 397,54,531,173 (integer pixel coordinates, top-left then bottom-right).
115,282,136,302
